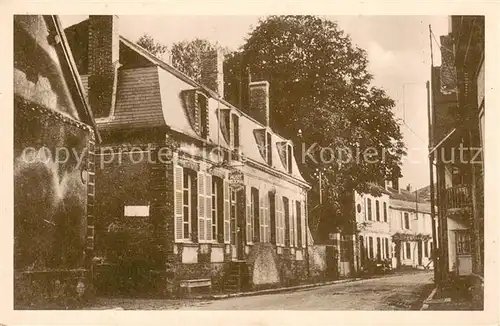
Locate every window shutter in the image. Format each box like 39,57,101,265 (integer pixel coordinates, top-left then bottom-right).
265,194,270,243
198,172,206,242
246,187,252,244
301,201,306,248
205,174,212,241
275,195,281,245
223,179,230,244
278,196,284,246
289,200,294,247
259,193,264,242
174,165,184,241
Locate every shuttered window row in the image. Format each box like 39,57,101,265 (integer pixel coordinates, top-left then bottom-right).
174,165,306,248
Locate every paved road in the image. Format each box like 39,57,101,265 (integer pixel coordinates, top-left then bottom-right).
92,271,434,310
180,271,434,310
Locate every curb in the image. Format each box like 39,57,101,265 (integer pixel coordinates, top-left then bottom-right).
420,287,437,310
193,278,363,300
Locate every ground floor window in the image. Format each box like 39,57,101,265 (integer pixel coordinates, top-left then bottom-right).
230,189,237,245
456,230,471,255
405,242,411,260
368,236,373,259
384,238,389,259
424,240,429,257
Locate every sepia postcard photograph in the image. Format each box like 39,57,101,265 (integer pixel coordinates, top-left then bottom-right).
2,1,498,325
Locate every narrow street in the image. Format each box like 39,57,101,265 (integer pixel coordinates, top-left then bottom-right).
91,271,434,310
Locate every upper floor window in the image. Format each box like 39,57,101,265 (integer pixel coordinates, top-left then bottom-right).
181,89,208,139
266,132,272,165
375,200,380,221
367,198,372,221
383,202,388,222
254,128,273,165
403,212,410,230
277,141,293,173
231,113,240,148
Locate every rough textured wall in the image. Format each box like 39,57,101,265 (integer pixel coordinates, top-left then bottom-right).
308,245,327,279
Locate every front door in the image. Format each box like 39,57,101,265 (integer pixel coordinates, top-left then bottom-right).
230,188,244,260
417,240,423,266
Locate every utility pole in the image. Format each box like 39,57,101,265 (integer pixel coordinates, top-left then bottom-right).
427,76,440,287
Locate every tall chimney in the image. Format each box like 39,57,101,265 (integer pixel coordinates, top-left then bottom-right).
249,80,270,126
88,15,120,118
200,48,224,96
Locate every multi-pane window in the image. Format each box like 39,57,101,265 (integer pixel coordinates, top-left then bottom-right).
376,200,380,221
383,202,387,222
182,172,192,240
251,188,259,242
230,189,237,245
367,198,372,220
456,230,471,255
211,178,224,242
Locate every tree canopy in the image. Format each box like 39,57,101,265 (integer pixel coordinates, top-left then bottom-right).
233,16,406,233
136,16,406,235
136,34,168,58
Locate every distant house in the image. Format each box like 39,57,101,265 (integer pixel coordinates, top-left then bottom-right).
14,15,99,307
387,185,435,270
354,184,392,272
64,15,311,296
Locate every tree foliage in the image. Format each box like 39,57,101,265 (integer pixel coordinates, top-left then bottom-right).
230,15,406,232
137,34,168,58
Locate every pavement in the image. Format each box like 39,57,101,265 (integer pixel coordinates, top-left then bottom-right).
88,270,434,310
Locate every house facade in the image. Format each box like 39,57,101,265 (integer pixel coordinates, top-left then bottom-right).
431,16,484,285
388,189,434,270
65,15,311,297
14,15,98,307
354,188,392,271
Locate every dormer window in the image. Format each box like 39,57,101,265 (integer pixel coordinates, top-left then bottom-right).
181,89,209,139
277,141,293,173
266,132,272,165
253,128,272,166
217,109,239,148
231,113,240,148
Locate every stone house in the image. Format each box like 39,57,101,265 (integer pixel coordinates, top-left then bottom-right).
14,15,99,307
64,15,311,296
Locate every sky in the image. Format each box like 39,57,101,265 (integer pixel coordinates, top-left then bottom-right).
60,15,449,190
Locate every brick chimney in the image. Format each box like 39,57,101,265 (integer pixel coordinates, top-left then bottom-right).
249,80,270,126
88,15,120,118
200,48,224,96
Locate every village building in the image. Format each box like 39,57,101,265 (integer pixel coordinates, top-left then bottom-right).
14,15,99,307
354,186,392,273
431,16,484,306
388,186,434,270
64,15,311,297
